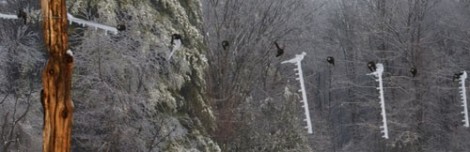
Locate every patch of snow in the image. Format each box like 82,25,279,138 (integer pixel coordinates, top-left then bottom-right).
66,49,73,57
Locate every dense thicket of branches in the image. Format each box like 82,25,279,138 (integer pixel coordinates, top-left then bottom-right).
202,0,318,151
0,1,42,151
1,0,213,151
310,0,470,151
203,0,470,151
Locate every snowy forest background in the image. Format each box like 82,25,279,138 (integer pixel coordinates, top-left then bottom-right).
1,0,470,151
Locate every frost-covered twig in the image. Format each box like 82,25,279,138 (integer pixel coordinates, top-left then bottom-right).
367,63,389,139
67,13,118,34
282,52,313,134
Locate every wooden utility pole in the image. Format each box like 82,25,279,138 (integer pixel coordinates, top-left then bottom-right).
41,0,74,151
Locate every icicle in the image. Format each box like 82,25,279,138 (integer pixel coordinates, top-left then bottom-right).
0,13,18,20
367,63,389,139
459,71,469,127
67,13,118,34
282,52,313,134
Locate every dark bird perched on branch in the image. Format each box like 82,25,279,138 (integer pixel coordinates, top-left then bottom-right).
326,56,335,65
222,40,229,50
168,34,182,59
274,41,284,57
17,9,27,24
410,67,417,77
454,72,464,82
116,24,126,31
171,34,182,46
367,61,376,72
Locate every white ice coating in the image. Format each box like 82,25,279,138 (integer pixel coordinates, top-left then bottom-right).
282,52,313,134
168,39,182,60
459,71,469,127
67,13,118,34
0,13,18,20
367,63,389,139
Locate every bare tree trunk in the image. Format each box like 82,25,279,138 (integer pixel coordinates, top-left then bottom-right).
41,0,74,151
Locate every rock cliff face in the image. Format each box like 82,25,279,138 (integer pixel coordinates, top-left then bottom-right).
5,0,219,151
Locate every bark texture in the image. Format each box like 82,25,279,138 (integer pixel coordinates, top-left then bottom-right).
41,0,73,151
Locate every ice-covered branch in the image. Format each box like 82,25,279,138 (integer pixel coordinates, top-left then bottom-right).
0,13,18,20
459,71,469,127
67,13,118,34
168,39,182,59
168,34,182,60
282,52,313,134
367,63,389,139
281,52,306,64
